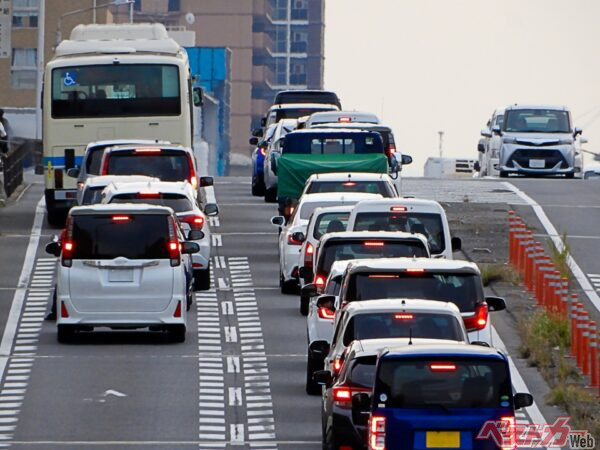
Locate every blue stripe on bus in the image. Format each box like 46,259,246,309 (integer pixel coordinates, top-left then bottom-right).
43,156,84,167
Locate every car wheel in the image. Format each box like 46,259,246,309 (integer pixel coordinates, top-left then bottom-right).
565,172,575,179
252,176,266,196
57,325,76,343
499,171,508,178
281,278,297,295
168,325,186,343
264,186,277,203
194,266,211,291
306,351,322,395
300,294,309,316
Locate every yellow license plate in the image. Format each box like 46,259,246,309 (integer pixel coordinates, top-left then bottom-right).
426,431,460,448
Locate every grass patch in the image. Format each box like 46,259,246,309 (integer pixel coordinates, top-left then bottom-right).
518,310,569,371
547,385,600,438
548,233,571,281
480,264,521,287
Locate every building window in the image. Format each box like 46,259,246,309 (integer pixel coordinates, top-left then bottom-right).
11,48,37,89
168,0,180,12
12,0,39,28
133,0,141,11
291,0,308,20
273,0,287,20
274,58,287,85
273,25,287,53
290,60,306,85
290,29,307,53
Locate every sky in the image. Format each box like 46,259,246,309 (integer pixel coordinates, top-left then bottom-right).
324,0,600,175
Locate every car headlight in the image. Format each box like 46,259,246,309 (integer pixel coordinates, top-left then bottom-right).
502,137,518,144
557,138,574,145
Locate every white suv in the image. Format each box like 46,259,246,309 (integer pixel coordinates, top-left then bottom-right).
46,204,201,343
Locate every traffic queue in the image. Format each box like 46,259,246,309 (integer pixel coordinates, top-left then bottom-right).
252,90,534,449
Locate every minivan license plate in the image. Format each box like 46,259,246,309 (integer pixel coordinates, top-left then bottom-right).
426,431,460,448
529,159,545,168
108,269,134,282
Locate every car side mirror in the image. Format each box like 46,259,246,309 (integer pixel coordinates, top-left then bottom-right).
451,237,462,252
66,167,80,178
204,203,219,216
477,142,486,153
199,176,213,187
249,137,259,146
401,154,413,165
574,127,583,137
313,369,333,387
187,229,205,241
181,241,200,254
316,295,335,311
491,125,502,135
45,241,61,257
485,296,506,312
480,129,492,138
271,216,285,227
514,392,533,409
193,86,203,107
301,283,317,298
252,127,264,137
292,231,305,243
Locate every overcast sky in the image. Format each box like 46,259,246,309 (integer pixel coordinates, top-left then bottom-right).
324,0,600,175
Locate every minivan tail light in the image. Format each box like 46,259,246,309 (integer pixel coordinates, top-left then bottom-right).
101,154,110,175
364,241,384,247
369,416,386,450
331,357,343,375
287,233,303,245
134,148,161,153
463,303,488,331
187,154,197,189
181,215,204,230
314,274,326,288
430,362,457,372
500,416,516,450
112,215,130,221
390,206,407,212
173,301,182,318
167,216,181,267
304,242,314,269
318,307,335,320
60,302,69,318
138,192,160,198
385,144,397,158
61,216,74,267
394,313,414,320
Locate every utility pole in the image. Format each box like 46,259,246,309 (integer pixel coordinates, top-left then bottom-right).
35,0,45,140
438,131,444,158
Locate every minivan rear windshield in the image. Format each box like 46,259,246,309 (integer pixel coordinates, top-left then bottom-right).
307,181,395,197
86,146,109,175
82,187,104,205
353,212,445,253
318,240,428,275
346,272,483,312
346,356,377,389
283,133,384,155
71,214,170,259
313,212,350,239
342,313,464,346
109,193,193,213
374,357,511,409
106,151,190,182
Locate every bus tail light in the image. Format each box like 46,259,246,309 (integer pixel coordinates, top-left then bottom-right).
369,416,386,450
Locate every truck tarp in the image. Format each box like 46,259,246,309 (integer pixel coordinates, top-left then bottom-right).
277,153,389,200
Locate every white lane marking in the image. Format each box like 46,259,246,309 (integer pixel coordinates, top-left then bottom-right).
504,182,600,312
208,216,220,227
228,387,242,406
226,356,240,374
224,326,238,343
230,424,245,445
217,278,229,289
221,301,234,315
212,234,222,247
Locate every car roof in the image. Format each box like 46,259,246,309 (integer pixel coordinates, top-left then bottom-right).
310,205,355,217
504,104,569,111
105,144,192,153
307,111,379,124
345,257,479,274
351,197,445,211
299,192,382,205
350,338,466,358
307,172,389,182
269,103,339,111
69,203,174,216
85,139,169,150
104,180,194,196
311,122,392,132
380,343,506,360
329,260,353,278
343,298,461,315
84,175,159,188
288,128,381,135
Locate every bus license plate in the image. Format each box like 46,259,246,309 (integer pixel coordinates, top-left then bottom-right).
426,431,460,448
529,159,545,168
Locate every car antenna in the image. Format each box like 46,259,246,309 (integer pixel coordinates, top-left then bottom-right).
408,327,413,345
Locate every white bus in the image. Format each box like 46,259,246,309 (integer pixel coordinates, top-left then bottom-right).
43,23,201,224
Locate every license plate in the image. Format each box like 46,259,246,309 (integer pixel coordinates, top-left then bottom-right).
529,159,545,168
426,431,460,448
108,269,133,282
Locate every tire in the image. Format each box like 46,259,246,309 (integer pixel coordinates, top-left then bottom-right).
252,176,265,196
46,208,65,227
264,186,277,203
565,172,575,179
280,274,297,295
57,325,76,343
194,266,211,291
186,290,193,311
300,294,310,316
168,325,186,343
323,428,336,450
499,171,509,178
305,351,322,395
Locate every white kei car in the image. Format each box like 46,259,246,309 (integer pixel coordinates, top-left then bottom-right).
79,175,158,206
299,172,399,198
271,192,382,294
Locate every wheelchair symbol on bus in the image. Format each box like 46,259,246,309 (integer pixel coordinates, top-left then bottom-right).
63,72,77,87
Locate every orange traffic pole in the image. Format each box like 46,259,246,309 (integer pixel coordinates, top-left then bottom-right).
588,321,598,389
570,295,579,356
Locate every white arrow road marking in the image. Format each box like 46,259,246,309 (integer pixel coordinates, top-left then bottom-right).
102,390,127,398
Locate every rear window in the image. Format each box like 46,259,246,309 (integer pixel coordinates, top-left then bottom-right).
307,181,395,197
374,357,512,409
346,355,377,388
106,151,190,182
86,146,109,175
300,201,348,220
274,107,333,122
353,212,445,253
71,214,170,259
81,187,104,205
109,193,193,213
342,312,464,346
313,212,349,239
317,240,428,276
283,133,384,155
346,272,484,313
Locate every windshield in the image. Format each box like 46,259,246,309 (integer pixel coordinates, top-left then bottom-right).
313,212,350,239
307,181,395,197
318,240,428,276
109,193,193,213
353,212,445,253
374,357,511,409
342,312,464,345
347,272,484,312
81,187,104,205
71,214,170,260
283,133,383,155
51,64,180,118
503,109,571,133
274,107,334,122
106,152,190,182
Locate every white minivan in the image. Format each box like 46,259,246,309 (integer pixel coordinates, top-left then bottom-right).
46,204,202,343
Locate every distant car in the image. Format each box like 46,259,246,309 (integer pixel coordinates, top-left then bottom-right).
65,139,170,203
583,164,600,179
353,343,533,450
272,90,342,109
270,193,382,294
46,203,202,343
477,107,504,177
263,118,298,203
300,172,399,198
101,180,218,291
263,103,339,130
250,123,277,196
304,110,379,128
79,175,158,205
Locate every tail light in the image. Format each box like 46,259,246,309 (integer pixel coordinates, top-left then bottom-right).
259,147,266,156
287,233,303,245
368,416,386,450
61,216,74,267
332,385,370,405
101,154,110,175
318,307,335,320
134,148,162,153
60,302,69,318
385,144,397,158
112,215,130,222
173,301,182,318
405,268,425,273
180,214,205,230
138,192,160,198
167,216,181,267
342,181,356,187
500,416,516,450
331,357,343,375
338,116,352,123
304,242,314,269
394,313,414,320
464,303,488,331
77,181,84,189
390,206,407,212
314,274,326,289
187,154,198,189
429,362,457,372
364,241,384,247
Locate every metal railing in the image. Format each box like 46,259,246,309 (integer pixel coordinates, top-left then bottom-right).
0,137,41,199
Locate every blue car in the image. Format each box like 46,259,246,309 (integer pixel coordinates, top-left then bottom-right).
354,343,533,450
251,124,277,196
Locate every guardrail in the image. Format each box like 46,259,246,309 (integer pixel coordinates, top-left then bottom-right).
508,211,599,395
0,138,40,200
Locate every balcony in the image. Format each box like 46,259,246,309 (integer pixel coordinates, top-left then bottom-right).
253,32,275,55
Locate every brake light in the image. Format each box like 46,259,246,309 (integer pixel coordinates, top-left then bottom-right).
61,216,74,267
332,386,352,402
314,274,326,288
138,192,160,198
304,242,314,270
167,216,181,267
368,274,398,278
180,214,205,230
260,147,266,156
77,182,84,189
306,242,314,255
430,362,457,372
60,302,69,318
500,416,516,450
406,268,425,273
385,144,397,158
112,215,130,221
394,313,414,320
342,181,356,187
187,154,197,189
364,241,384,247
338,116,352,123
101,154,110,175
318,307,335,320
369,416,386,450
287,233,303,245
173,301,182,318
134,148,162,153
331,357,343,375
463,303,488,331
390,206,407,212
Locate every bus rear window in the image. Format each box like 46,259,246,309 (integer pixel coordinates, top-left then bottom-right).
51,64,180,118
106,152,190,182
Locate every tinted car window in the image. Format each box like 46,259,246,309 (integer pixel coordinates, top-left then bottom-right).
283,132,383,155
503,109,570,133
374,357,511,409
346,356,377,388
71,214,170,260
106,152,190,182
313,212,349,239
353,212,445,253
86,146,109,175
275,107,333,122
307,181,394,197
110,193,193,213
81,187,104,205
325,276,342,295
342,312,464,346
347,272,484,312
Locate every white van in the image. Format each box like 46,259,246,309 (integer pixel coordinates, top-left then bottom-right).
346,198,461,259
